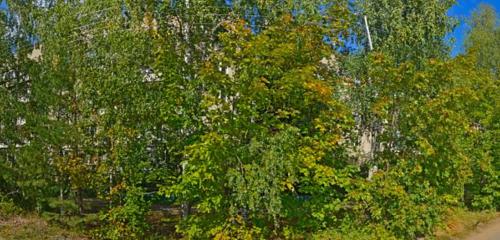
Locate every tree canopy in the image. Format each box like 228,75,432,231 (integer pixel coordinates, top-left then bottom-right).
0,1,498,239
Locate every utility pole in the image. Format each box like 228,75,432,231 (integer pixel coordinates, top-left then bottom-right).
364,15,373,51
362,15,379,180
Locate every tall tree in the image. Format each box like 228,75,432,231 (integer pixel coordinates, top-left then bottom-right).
165,6,354,236
0,0,56,209
465,4,500,78
354,0,456,63
462,4,499,210
346,0,457,168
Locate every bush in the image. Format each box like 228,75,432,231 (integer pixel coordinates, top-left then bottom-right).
344,171,445,239
0,200,21,220
312,224,397,240
97,187,151,240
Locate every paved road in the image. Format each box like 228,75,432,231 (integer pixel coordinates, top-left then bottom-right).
463,217,500,240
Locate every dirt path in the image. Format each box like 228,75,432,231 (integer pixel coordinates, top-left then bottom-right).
463,217,500,240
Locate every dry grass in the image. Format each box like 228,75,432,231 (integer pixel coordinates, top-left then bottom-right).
435,208,499,240
0,214,88,240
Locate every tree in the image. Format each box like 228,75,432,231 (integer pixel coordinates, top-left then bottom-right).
462,4,499,210
343,52,498,238
354,0,456,63
465,4,500,78
164,8,355,236
0,0,56,210
0,0,498,239
345,0,457,168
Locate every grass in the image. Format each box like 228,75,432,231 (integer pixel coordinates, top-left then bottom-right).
1,200,497,240
0,201,89,240
0,214,88,240
435,208,499,240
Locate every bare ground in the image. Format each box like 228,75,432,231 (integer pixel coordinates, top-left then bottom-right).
463,217,500,240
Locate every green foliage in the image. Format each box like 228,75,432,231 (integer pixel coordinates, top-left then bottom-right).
0,200,22,219
163,13,354,238
345,170,444,239
312,224,397,240
354,0,456,63
99,187,151,240
0,0,498,239
46,198,79,216
340,48,498,237
465,4,500,77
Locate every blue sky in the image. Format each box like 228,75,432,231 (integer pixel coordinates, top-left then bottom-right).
1,0,497,56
